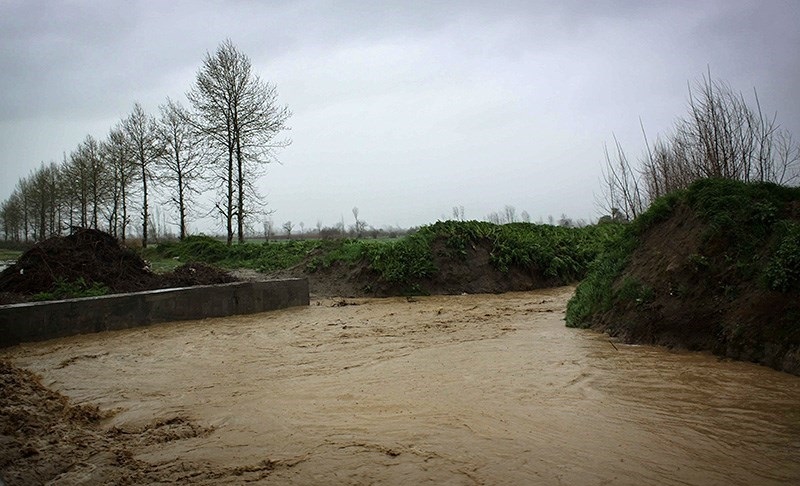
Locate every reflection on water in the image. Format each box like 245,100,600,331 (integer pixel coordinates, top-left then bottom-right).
4,288,799,485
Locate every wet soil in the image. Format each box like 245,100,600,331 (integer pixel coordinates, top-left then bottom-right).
0,229,237,304
2,288,799,485
593,203,800,375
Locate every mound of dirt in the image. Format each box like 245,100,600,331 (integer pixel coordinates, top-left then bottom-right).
577,180,800,375
0,359,109,484
161,262,238,288
1,359,284,484
0,229,240,303
0,229,161,295
266,236,559,299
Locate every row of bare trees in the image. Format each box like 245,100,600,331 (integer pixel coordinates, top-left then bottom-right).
0,40,290,246
599,73,799,221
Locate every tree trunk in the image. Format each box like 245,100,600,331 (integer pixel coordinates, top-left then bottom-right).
141,162,148,248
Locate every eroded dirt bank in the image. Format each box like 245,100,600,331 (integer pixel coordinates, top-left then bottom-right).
2,287,799,485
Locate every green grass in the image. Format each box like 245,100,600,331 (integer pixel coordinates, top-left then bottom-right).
32,277,110,301
0,249,22,261
565,178,800,328
142,221,625,292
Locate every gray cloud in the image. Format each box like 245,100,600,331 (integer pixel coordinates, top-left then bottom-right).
1,0,798,230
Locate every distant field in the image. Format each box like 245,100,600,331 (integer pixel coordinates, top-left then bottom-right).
0,249,22,261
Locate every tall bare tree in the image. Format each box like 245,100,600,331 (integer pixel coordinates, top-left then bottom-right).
156,99,206,239
75,135,107,229
0,192,23,241
187,39,291,245
102,125,137,241
600,73,799,219
124,102,161,247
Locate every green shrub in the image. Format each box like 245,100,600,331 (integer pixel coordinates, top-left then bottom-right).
567,178,800,328
765,222,800,292
33,277,110,301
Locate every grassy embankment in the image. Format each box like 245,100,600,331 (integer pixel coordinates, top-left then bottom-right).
565,178,800,372
145,220,623,295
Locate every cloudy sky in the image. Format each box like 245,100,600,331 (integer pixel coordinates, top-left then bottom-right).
1,0,798,232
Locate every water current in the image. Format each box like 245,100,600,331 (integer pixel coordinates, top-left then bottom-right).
3,287,798,484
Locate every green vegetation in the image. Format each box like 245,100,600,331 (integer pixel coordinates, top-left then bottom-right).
566,178,800,328
0,249,22,262
765,222,800,292
32,278,109,301
144,221,624,292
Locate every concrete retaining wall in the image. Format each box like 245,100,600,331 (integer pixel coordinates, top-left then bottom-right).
0,279,309,347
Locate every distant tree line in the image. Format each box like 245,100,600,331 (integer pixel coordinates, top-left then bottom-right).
599,72,799,221
0,40,290,247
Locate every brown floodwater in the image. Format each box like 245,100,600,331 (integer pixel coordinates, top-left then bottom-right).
4,287,799,485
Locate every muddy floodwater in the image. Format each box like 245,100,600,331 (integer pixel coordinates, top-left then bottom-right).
4,287,800,485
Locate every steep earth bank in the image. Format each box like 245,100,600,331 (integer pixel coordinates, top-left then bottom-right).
567,179,800,374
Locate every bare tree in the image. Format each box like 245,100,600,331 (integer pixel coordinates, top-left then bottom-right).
599,72,799,219
73,135,108,229
102,126,138,241
0,192,23,241
156,99,207,240
187,39,291,245
352,206,364,238
263,217,273,241
503,205,517,224
598,135,646,221
282,220,293,239
521,210,531,223
124,102,161,248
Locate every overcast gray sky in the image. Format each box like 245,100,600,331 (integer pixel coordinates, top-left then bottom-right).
1,0,798,232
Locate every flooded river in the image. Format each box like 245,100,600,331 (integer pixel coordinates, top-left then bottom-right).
3,287,799,484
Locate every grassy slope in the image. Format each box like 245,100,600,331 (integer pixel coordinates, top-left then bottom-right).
566,178,800,373
145,220,623,294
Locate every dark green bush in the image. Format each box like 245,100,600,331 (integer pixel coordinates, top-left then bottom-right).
765,222,800,292
566,178,800,328
33,277,109,301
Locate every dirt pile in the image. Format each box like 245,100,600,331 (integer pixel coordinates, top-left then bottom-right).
0,229,238,303
568,179,800,374
0,229,160,295
161,262,238,288
0,359,288,484
269,236,563,299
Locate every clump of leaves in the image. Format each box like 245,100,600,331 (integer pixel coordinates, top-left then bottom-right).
33,277,109,301
765,222,800,292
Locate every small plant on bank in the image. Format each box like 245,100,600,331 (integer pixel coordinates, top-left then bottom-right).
32,277,110,301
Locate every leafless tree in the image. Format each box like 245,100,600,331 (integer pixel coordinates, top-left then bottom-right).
520,210,531,223
123,102,161,248
352,206,365,238
597,135,645,221
503,205,517,224
0,192,23,241
102,126,138,241
156,99,207,240
187,39,291,245
263,217,273,241
282,220,293,239
73,135,108,230
599,72,799,219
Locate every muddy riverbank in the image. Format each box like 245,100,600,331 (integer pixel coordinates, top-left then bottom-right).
2,287,799,484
